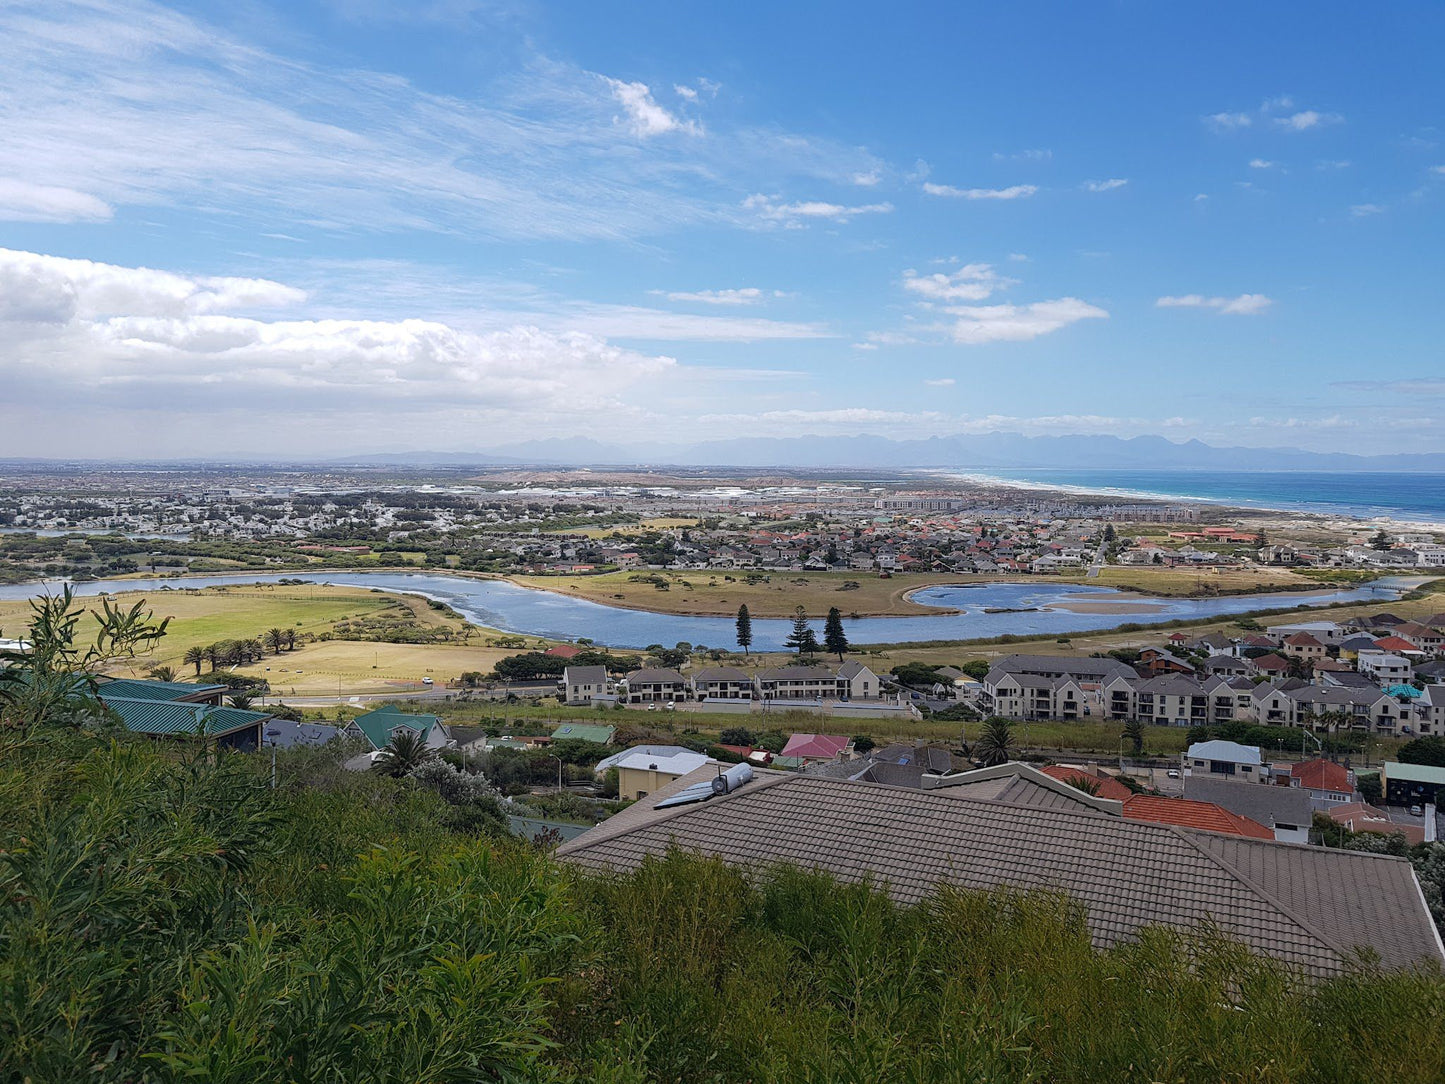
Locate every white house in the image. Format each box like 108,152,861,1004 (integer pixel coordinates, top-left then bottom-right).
1183,739,1267,782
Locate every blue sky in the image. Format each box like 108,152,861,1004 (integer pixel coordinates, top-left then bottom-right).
0,0,1442,458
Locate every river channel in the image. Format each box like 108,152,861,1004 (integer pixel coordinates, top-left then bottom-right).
0,571,1409,651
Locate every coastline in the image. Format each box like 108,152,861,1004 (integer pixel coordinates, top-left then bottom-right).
936,468,1445,530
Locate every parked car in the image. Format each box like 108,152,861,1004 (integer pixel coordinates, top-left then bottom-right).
1410,804,1424,816
1166,769,1181,779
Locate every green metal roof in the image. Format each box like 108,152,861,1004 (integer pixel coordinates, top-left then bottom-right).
352,707,441,750
551,723,616,744
102,696,269,737
1383,761,1445,786
96,677,226,702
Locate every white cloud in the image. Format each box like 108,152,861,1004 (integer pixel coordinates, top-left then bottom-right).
0,248,305,322
924,377,955,387
1260,95,1295,112
851,169,881,186
1156,293,1273,315
1431,165,1445,175
902,264,1012,302
1205,112,1252,130
0,178,113,223
1249,159,1277,169
656,287,766,305
1317,160,1352,170
603,77,699,137
673,84,698,102
743,193,893,225
1350,203,1385,217
1082,178,1128,192
850,342,878,351
922,183,1037,200
0,248,675,414
1276,110,1343,131
944,298,1108,343
1194,193,1210,201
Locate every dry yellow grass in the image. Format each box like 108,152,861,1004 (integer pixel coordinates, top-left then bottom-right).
513,565,1339,619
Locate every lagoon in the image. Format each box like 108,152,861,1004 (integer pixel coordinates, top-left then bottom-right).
0,570,1409,651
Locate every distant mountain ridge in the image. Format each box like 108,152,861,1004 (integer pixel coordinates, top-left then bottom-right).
443,432,1445,471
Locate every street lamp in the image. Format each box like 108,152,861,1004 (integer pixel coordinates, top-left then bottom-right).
549,753,563,792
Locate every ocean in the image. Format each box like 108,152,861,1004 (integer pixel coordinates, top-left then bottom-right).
961,469,1445,523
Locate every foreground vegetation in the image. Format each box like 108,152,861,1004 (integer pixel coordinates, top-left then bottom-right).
3,595,1445,1082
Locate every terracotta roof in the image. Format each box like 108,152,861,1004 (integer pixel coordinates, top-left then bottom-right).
557,767,1443,978
1290,758,1353,796
1123,794,1274,839
544,644,582,658
780,732,851,759
1254,653,1290,670
1373,636,1419,653
1040,764,1134,801
1283,632,1324,647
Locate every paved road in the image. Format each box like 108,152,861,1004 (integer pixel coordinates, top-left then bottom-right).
1085,536,1108,579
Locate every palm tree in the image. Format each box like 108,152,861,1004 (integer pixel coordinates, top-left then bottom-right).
973,717,1015,767
183,646,205,676
147,664,177,683
1061,773,1102,797
1123,719,1145,756
203,643,220,672
228,693,254,710
282,629,297,651
264,627,285,655
370,730,433,778
246,639,265,664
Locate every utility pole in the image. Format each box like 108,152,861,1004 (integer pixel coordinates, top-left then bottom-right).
550,753,563,793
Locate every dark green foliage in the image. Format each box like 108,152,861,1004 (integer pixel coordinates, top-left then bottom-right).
959,658,991,681
1400,737,1445,767
370,729,433,777
735,603,753,655
1123,718,1145,755
823,606,849,660
974,716,1015,766
891,661,945,687
719,726,756,746
1358,771,1383,805
784,606,819,656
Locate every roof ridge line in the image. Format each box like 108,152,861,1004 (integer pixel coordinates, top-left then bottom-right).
1170,827,1348,963
557,770,798,858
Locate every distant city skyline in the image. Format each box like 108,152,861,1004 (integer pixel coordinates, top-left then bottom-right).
1,1,1442,458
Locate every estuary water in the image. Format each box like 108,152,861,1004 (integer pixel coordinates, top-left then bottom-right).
0,570,1408,651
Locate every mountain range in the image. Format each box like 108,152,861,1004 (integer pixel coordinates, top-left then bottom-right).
332,433,1445,471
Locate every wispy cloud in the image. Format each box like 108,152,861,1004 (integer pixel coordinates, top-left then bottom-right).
902,264,1013,302
944,298,1108,343
654,288,773,305
1332,377,1445,396
603,77,700,137
922,183,1038,200
1350,203,1385,217
1275,110,1344,131
992,149,1052,162
924,377,955,387
1156,293,1273,315
1082,178,1128,192
0,1,876,241
1249,159,1278,170
743,193,893,225
1205,112,1252,131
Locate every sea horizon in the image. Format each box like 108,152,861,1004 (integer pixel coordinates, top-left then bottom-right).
945,467,1445,525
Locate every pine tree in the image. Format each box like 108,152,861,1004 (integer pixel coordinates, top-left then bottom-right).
784,607,818,656
735,604,753,656
823,607,849,661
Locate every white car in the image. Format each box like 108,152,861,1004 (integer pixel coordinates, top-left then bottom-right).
1166,769,1181,779
422,677,434,685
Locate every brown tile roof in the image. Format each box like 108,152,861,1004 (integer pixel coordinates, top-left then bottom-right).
1291,758,1353,796
1123,795,1274,839
557,768,1443,978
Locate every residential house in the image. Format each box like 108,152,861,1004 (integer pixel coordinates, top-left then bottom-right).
691,665,755,701
779,732,852,765
1183,739,1267,782
619,668,688,704
1281,632,1328,660
101,696,270,751
94,676,228,706
836,660,881,699
349,707,452,752
551,723,616,744
1358,651,1413,685
1183,776,1312,844
757,666,838,702
561,665,610,705
1137,647,1196,676
557,764,1445,978
1287,758,1356,809
598,746,716,801
1122,794,1274,839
